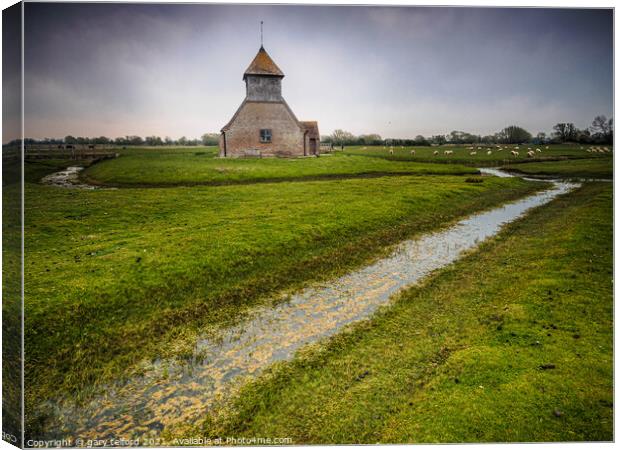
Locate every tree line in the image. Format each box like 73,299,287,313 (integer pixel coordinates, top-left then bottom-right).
5,115,612,147
323,115,613,146
7,133,221,147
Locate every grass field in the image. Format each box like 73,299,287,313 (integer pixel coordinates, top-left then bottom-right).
24,161,542,434
21,146,613,441
81,147,477,186
343,144,612,166
501,158,613,179
196,182,612,443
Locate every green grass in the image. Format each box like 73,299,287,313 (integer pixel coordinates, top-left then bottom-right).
197,182,612,443
343,144,612,166
80,147,477,186
501,158,613,179
24,171,543,434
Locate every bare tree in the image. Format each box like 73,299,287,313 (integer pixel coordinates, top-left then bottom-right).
590,115,613,143
552,123,578,142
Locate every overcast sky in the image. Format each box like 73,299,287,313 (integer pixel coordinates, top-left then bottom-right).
17,3,613,141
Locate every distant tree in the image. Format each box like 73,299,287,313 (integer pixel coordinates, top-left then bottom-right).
178,136,188,146
498,126,532,144
414,135,430,146
535,132,547,143
430,135,447,145
93,136,111,145
64,135,77,144
590,115,613,143
330,129,355,146
575,128,592,144
552,123,578,142
358,134,382,145
201,133,220,146
144,136,163,146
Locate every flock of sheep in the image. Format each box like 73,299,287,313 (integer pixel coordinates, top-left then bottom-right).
585,146,611,154
375,144,612,159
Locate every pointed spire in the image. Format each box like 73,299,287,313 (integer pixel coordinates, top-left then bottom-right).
243,46,284,79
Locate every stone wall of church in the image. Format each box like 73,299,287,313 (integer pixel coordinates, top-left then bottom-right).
220,101,305,157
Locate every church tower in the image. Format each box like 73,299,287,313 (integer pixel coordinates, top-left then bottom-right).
243,46,284,102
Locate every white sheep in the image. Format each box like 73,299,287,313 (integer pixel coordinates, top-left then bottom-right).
536,148,541,152
410,150,416,155
433,150,439,155
511,150,519,156
470,151,477,155
487,150,492,155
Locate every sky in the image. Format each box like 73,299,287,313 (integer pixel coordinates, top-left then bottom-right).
12,3,614,142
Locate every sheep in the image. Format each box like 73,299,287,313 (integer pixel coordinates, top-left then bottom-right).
410,150,416,155
470,151,477,155
535,148,541,152
511,150,519,156
444,150,453,155
545,146,549,149
433,150,439,155
487,150,492,155
527,150,535,158
389,149,394,155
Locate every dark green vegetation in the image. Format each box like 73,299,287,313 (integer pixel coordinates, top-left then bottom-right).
3,160,22,440
343,144,612,166
81,147,477,186
502,158,613,179
199,183,612,443
24,162,541,433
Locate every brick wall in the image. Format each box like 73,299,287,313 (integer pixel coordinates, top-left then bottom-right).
220,101,305,157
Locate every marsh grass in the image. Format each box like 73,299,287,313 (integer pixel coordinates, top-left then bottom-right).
501,158,613,179
80,147,478,186
24,169,541,433
197,183,612,443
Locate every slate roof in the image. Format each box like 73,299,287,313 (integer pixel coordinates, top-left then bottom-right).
243,46,285,79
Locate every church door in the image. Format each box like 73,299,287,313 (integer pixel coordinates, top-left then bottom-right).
309,138,317,155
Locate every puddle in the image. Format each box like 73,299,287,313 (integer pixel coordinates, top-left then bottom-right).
41,170,579,442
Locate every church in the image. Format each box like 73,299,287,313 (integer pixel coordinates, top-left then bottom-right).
219,46,320,157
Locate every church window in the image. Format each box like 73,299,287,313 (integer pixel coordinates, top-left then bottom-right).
260,129,272,143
